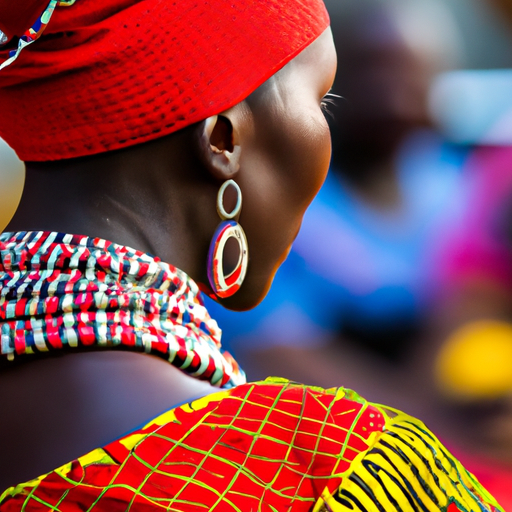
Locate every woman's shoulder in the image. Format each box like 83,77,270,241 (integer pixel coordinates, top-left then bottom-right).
0,378,502,512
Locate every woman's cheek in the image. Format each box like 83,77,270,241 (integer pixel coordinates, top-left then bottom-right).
319,113,333,174
303,110,332,200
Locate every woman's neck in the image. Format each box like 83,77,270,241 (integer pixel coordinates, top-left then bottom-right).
7,131,216,282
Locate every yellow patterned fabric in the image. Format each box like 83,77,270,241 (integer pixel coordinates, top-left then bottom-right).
314,410,500,511
0,379,503,512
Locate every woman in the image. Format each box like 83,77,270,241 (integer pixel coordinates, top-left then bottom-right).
0,0,503,510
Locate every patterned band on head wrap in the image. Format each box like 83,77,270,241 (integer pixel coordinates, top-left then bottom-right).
0,0,77,71
0,0,330,161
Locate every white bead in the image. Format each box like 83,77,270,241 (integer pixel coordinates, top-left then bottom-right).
217,179,242,220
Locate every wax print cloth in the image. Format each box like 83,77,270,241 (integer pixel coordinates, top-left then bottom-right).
0,231,504,511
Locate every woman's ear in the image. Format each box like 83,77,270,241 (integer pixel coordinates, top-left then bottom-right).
199,114,242,180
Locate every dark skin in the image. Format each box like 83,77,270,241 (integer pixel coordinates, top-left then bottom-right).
0,29,336,488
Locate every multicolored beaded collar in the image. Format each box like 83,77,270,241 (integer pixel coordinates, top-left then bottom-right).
0,231,245,388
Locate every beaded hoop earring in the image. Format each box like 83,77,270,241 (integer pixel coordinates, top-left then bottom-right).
207,180,249,299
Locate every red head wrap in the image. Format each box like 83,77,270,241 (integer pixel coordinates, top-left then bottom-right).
0,0,329,161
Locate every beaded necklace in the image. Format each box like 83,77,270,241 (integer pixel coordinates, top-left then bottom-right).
0,231,245,388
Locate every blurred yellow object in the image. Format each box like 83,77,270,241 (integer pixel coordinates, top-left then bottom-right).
435,320,512,400
0,137,24,232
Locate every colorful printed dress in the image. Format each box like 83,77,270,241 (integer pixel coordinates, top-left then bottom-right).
0,232,503,512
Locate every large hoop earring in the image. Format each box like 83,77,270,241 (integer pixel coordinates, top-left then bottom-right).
207,179,249,299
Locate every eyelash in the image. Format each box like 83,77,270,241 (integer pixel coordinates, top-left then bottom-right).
320,92,341,118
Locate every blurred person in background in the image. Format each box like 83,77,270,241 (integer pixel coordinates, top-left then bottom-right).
413,1,512,503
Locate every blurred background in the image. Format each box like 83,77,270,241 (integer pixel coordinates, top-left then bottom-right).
2,0,512,506
207,0,512,505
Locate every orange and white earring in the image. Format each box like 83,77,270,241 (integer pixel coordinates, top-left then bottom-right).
207,179,249,299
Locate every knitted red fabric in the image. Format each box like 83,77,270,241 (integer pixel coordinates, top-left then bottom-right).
0,0,329,161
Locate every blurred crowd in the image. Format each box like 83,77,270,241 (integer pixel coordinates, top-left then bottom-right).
206,0,512,505
2,0,512,505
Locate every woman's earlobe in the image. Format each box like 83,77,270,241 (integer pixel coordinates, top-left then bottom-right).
200,115,242,180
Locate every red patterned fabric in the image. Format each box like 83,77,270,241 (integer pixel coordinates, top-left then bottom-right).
0,380,503,511
0,0,329,161
0,381,379,511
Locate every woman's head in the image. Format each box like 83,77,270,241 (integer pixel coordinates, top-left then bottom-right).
206,29,337,309
0,0,335,310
